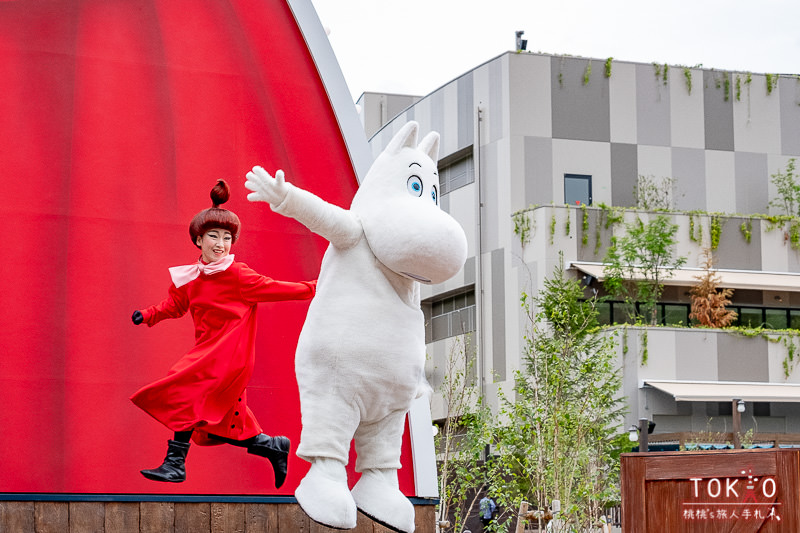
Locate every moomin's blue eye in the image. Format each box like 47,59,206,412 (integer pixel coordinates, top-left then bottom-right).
431,185,438,204
407,176,423,197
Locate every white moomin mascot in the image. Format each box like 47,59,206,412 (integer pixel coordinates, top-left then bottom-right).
245,121,467,532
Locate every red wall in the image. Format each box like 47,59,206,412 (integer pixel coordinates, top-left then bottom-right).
0,0,416,496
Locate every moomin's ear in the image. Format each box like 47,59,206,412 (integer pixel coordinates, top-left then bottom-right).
386,121,419,155
417,132,439,163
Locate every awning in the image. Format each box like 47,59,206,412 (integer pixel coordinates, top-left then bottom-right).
643,380,800,402
570,261,800,292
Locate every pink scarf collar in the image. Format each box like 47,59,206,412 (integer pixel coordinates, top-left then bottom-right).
169,254,235,288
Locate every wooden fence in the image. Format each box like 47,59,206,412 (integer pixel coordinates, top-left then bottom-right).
0,498,436,533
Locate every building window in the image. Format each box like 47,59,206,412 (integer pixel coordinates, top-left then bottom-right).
429,290,476,342
564,173,592,206
439,155,474,195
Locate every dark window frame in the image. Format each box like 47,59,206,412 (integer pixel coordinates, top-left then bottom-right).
564,173,593,206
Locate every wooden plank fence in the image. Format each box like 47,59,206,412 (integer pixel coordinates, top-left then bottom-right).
0,500,436,533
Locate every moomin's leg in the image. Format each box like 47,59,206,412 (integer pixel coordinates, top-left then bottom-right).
351,409,414,533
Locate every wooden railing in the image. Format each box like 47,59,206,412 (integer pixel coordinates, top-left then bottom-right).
648,432,800,449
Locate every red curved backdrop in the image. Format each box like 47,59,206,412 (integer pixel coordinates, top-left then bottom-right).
0,0,415,496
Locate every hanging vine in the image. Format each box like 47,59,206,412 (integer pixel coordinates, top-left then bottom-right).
710,216,724,250
581,203,589,246
683,66,693,94
513,211,533,248
740,218,753,243
766,73,778,95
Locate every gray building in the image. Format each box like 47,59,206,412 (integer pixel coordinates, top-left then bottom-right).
362,51,800,447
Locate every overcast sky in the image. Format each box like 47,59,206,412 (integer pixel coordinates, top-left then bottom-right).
310,0,800,102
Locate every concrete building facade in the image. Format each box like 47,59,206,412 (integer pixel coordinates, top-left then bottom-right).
362,51,800,444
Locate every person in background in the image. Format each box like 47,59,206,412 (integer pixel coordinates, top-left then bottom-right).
479,495,497,529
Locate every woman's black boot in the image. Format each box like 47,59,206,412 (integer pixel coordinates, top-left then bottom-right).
247,434,290,488
141,439,190,483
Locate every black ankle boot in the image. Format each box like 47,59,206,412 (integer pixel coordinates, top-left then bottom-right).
247,434,290,488
141,439,190,483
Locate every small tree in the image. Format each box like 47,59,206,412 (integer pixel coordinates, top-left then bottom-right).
634,174,676,211
488,257,627,532
603,215,687,325
435,336,493,532
769,158,799,216
689,248,737,328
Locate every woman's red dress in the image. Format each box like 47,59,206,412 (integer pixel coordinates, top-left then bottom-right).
130,261,315,445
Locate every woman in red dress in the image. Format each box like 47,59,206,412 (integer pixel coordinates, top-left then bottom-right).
130,179,315,487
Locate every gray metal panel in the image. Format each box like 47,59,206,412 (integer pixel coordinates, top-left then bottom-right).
524,136,553,206
713,217,762,271
463,256,476,286
489,59,504,143
439,187,450,212
710,217,761,270
635,63,671,147
457,72,475,151
779,77,800,156
430,90,445,144
735,152,769,214
551,57,610,142
703,70,734,151
610,143,637,207
481,142,500,249
672,148,706,211
491,248,506,382
717,334,768,382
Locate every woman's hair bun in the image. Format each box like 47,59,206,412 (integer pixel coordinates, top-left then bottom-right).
211,179,231,208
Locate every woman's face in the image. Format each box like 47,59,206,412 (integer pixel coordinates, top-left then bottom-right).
196,227,232,263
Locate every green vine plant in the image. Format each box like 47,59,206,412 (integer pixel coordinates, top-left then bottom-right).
583,60,592,85
766,73,778,95
622,326,629,355
550,212,557,244
783,335,800,377
513,210,534,248
604,57,613,78
683,66,692,94
595,208,605,254
581,204,589,246
710,215,724,250
652,62,661,83
635,174,676,211
640,328,649,366
652,62,669,87
735,75,742,102
723,72,730,102
740,218,753,243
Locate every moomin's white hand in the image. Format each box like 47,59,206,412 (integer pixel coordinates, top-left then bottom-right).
245,166,289,206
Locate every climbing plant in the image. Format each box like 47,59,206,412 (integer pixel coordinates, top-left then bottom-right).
768,158,799,216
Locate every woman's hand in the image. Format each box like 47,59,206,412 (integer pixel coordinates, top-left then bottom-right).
245,166,290,207
131,310,143,325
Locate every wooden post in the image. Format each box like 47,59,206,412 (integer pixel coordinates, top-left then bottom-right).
638,418,649,452
732,399,742,449
515,501,528,533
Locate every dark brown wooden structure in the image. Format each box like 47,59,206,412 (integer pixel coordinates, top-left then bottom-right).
621,449,800,532
0,497,436,533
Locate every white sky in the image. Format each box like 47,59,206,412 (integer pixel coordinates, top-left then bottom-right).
310,0,800,102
